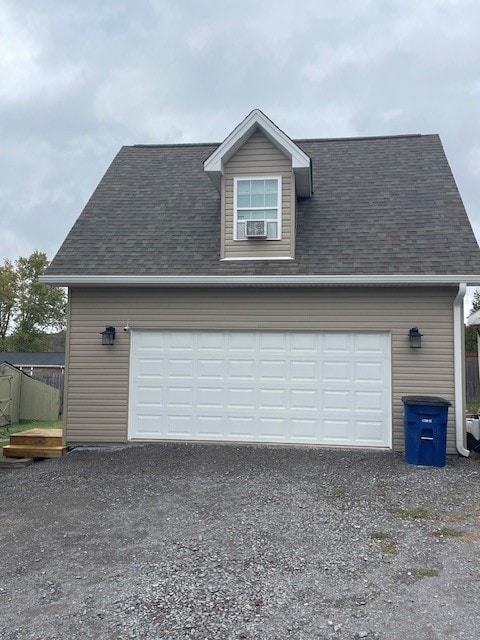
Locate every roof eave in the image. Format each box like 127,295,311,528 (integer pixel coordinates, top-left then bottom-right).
40,274,480,287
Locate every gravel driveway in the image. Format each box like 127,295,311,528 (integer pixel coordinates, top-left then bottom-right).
1,443,480,639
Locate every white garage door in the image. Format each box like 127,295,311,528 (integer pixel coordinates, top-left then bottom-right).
128,330,391,447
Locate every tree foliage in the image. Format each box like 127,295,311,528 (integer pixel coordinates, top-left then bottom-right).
470,289,480,315
0,259,16,346
466,289,480,355
0,251,66,351
465,325,478,355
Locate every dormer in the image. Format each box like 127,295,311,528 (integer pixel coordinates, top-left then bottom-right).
204,110,312,261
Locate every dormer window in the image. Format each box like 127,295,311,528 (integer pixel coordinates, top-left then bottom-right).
203,109,312,260
234,177,281,240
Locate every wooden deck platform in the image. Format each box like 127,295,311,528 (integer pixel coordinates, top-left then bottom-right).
2,429,67,459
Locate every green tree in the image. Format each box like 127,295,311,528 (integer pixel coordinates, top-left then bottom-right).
5,251,66,352
465,325,478,355
0,259,17,348
466,289,480,355
470,289,480,315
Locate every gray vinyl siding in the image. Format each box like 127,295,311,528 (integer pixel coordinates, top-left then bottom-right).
65,286,458,453
222,130,295,259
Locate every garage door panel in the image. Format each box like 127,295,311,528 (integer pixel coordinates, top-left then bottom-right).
227,416,256,438
259,389,286,408
197,387,223,408
166,359,194,379
228,387,255,408
323,361,350,382
138,387,163,404
290,389,316,410
354,391,384,411
167,386,193,408
198,359,224,379
136,415,162,434
228,360,255,379
259,360,286,380
291,333,318,352
258,417,286,439
354,333,386,353
323,419,350,441
198,332,225,351
324,333,350,353
138,359,164,376
354,361,385,383
129,330,391,447
290,360,317,381
166,414,193,436
323,390,350,410
355,420,385,442
290,418,317,440
197,415,224,437
228,332,256,352
259,333,288,351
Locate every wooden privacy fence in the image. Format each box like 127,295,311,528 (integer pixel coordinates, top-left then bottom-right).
31,372,64,415
466,357,480,404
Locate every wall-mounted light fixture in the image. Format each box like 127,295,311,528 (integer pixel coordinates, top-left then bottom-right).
100,326,116,346
409,327,422,349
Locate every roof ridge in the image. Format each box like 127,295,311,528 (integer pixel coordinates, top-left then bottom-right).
130,133,435,149
294,133,428,143
132,142,219,149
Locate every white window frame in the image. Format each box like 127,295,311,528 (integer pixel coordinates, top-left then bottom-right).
233,176,282,241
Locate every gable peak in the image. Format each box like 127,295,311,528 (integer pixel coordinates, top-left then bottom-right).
204,110,312,197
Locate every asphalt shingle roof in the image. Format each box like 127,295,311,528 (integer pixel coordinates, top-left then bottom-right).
46,134,480,277
0,352,65,366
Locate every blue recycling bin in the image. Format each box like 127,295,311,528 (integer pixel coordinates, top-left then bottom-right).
401,396,451,467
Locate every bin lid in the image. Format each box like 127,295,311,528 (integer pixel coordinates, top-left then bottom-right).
401,395,451,406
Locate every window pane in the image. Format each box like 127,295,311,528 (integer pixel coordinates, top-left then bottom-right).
251,180,265,194
251,193,265,207
266,221,277,239
265,193,277,207
237,221,246,239
265,179,277,193
237,194,250,208
237,180,250,194
237,211,252,220
265,210,277,220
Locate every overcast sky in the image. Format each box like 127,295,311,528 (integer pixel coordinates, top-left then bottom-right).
1,0,480,307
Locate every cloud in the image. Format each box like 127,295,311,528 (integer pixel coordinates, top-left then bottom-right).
0,4,86,104
0,0,480,264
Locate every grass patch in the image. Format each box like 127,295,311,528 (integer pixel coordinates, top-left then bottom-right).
445,495,463,506
331,486,347,497
466,402,480,414
0,419,62,448
392,507,431,519
370,531,397,554
432,527,465,538
442,512,471,523
370,531,391,541
416,568,439,577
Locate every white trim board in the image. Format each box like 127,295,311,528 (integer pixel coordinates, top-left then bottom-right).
41,274,480,287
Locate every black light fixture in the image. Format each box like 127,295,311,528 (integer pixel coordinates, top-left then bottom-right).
409,327,422,349
100,326,116,346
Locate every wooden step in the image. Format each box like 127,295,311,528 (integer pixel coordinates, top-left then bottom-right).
10,428,63,448
3,444,67,459
0,456,33,468
3,429,66,459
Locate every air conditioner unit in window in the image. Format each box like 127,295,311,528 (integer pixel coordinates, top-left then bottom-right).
245,220,267,238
